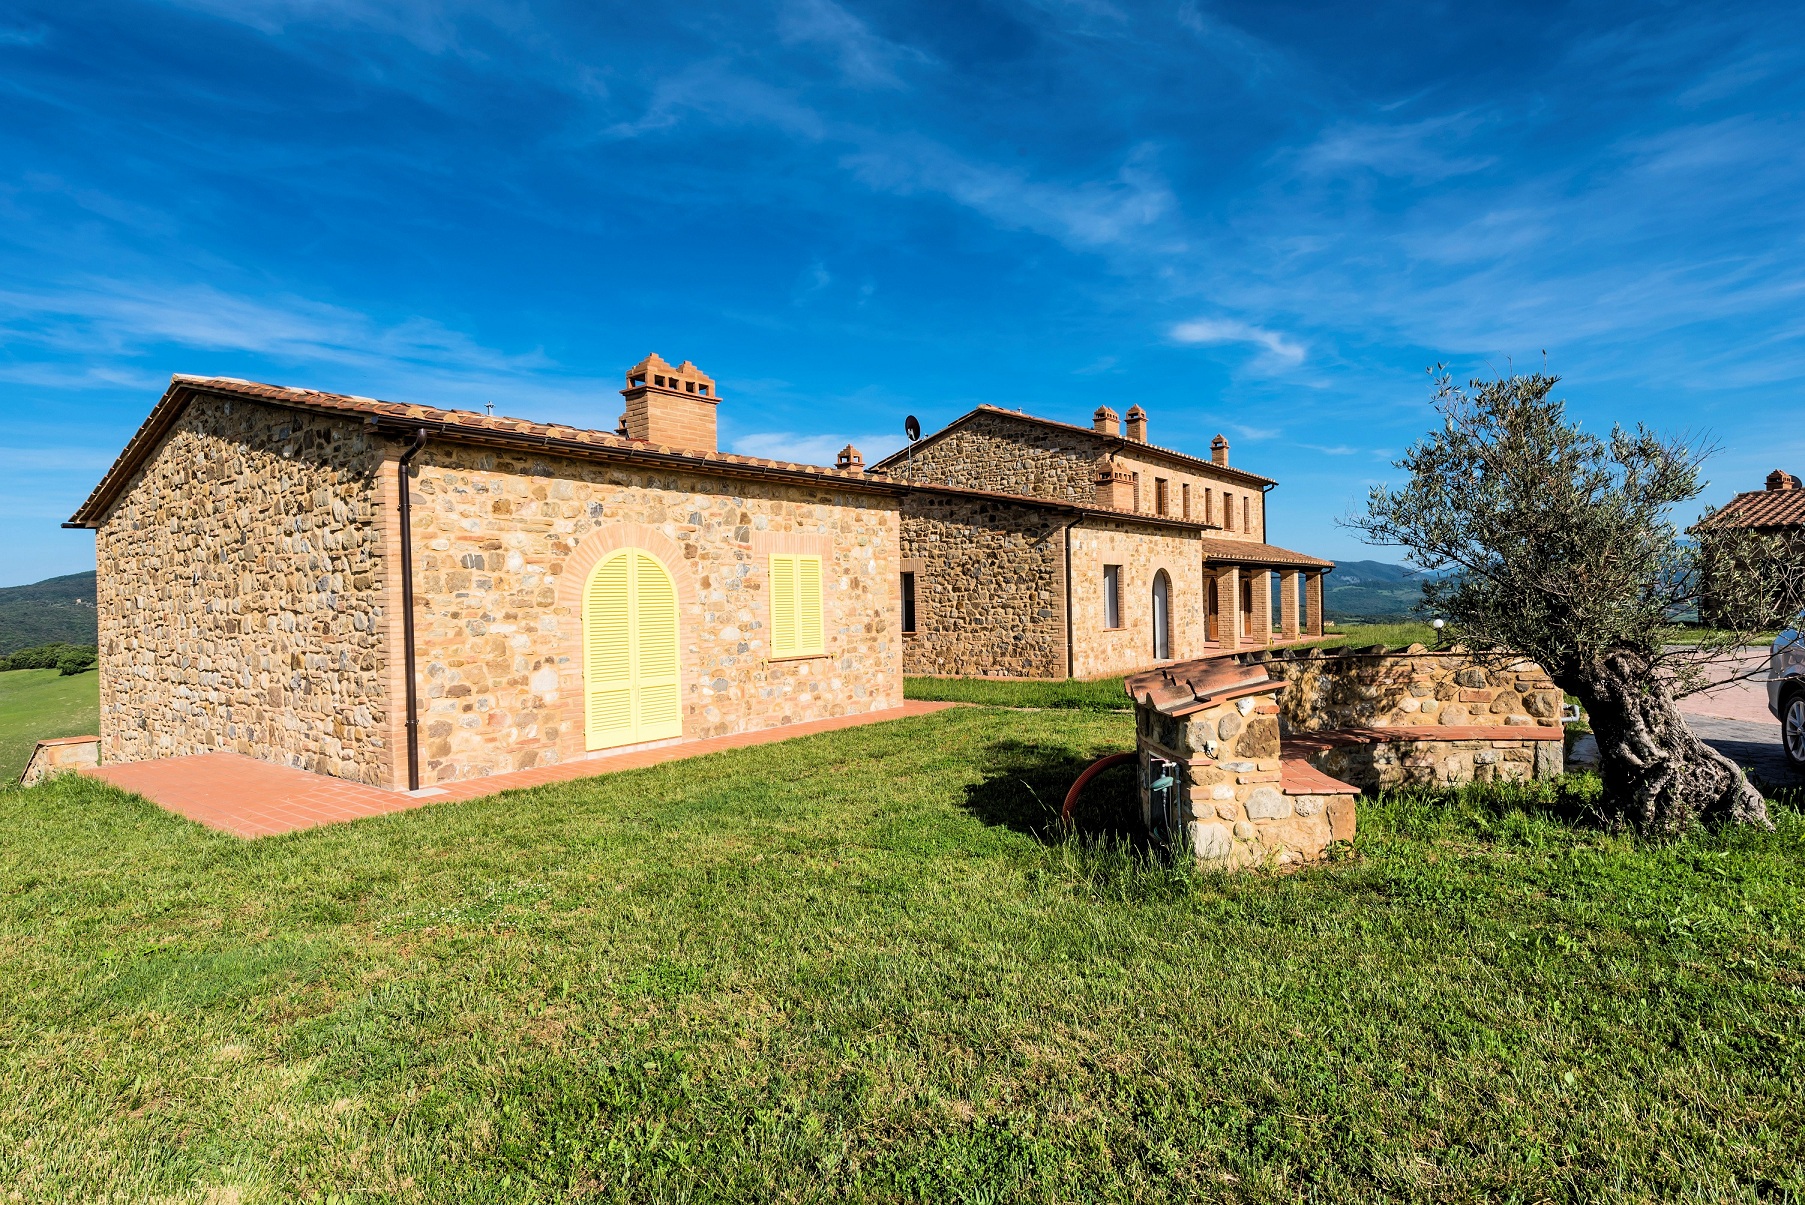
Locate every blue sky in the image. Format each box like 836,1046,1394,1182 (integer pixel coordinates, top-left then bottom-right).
2,0,1802,586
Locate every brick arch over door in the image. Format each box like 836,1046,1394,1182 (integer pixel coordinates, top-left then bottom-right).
553,523,702,744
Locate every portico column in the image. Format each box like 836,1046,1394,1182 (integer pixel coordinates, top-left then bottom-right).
1280,569,1301,639
1251,568,1273,647
1219,565,1241,651
1305,572,1324,637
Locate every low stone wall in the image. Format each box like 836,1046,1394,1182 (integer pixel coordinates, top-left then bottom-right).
19,735,100,786
1304,732,1563,791
1137,691,1355,870
1250,645,1564,732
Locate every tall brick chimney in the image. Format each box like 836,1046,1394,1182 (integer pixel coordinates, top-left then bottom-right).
1211,433,1230,467
1125,404,1147,443
1095,461,1135,510
1766,469,1801,491
1093,405,1120,435
620,353,719,452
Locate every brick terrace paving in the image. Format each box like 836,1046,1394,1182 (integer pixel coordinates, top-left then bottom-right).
85,701,956,838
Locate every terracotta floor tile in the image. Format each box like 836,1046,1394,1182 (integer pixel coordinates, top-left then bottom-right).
82,702,956,838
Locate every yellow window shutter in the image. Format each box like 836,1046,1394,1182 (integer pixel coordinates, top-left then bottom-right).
770,555,797,657
797,555,824,654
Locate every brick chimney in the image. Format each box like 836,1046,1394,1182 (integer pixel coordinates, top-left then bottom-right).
836,444,864,471
1125,404,1147,443
1093,405,1120,435
1095,462,1135,510
1767,469,1801,491
620,353,719,452
1211,433,1230,467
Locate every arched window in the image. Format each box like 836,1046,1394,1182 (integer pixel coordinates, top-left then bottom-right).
582,548,682,751
1152,570,1171,660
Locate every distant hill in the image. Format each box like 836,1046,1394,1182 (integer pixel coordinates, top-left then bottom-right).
1323,559,1432,622
0,571,98,654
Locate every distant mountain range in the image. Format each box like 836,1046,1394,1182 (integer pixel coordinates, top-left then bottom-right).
1323,559,1433,622
0,571,98,654
0,560,1427,653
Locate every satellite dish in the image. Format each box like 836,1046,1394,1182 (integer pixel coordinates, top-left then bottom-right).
905,415,921,442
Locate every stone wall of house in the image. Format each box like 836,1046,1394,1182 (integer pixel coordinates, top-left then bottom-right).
1252,646,1564,731
93,395,393,782
900,410,1105,502
405,445,901,784
1069,518,1205,678
898,409,1267,536
899,493,1067,678
1137,690,1355,869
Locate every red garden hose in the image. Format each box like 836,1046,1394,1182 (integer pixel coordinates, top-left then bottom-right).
1061,752,1137,826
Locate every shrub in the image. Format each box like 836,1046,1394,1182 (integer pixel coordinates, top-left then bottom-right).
1,643,97,673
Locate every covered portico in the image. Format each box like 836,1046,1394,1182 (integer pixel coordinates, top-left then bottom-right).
1200,538,1334,651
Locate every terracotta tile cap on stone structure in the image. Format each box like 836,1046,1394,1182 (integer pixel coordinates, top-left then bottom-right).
1123,655,1286,717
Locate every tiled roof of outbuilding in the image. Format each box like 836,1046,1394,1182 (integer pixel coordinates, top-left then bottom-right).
66,375,904,527
1697,487,1805,531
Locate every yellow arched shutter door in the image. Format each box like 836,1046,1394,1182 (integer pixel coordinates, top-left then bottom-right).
631,550,682,741
583,549,682,751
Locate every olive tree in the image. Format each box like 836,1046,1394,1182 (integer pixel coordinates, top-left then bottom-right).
1346,370,1797,833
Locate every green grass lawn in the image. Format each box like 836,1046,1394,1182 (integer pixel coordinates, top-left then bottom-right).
0,667,99,782
3,706,1802,1202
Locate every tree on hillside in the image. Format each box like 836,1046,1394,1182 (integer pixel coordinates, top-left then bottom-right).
1346,370,1799,834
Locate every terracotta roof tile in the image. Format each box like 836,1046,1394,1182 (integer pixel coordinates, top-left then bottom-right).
1197,537,1334,569
869,404,1278,487
1699,487,1805,531
67,375,902,526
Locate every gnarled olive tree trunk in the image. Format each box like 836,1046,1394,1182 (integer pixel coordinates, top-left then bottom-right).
1562,650,1769,833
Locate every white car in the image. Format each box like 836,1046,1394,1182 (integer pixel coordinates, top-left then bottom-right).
1769,622,1805,768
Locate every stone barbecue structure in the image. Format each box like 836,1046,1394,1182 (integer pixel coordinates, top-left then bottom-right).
67,356,908,790
870,404,1333,681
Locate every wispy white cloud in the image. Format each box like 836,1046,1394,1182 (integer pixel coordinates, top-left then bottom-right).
1170,317,1306,365
730,430,902,467
777,0,925,88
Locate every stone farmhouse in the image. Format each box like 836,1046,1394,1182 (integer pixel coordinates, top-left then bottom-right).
66,356,906,791
65,353,1334,792
868,403,1334,680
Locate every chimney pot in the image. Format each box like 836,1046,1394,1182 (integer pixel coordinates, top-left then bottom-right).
1125,404,1147,443
1211,433,1230,467
1094,462,1135,511
1092,405,1120,435
836,444,864,471
1766,469,1800,491
620,353,720,452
